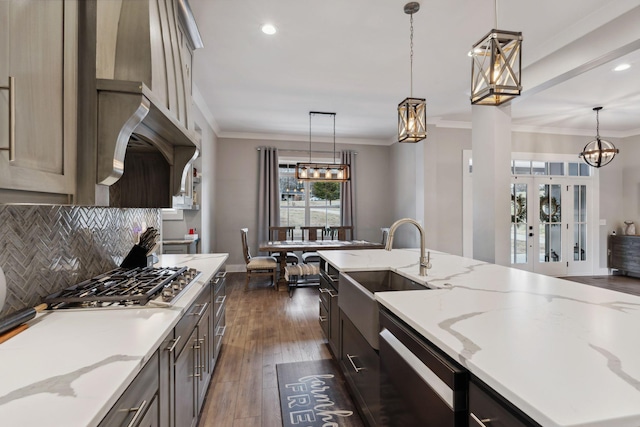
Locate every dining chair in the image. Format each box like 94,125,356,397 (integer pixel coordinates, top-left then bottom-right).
241,228,278,290
328,225,353,241
269,226,299,265
299,226,326,264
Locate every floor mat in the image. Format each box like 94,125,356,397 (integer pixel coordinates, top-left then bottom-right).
276,359,365,427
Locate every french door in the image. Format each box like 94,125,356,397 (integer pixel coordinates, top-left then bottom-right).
510,176,592,276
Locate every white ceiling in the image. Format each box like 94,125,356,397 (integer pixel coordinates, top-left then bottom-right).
189,0,640,143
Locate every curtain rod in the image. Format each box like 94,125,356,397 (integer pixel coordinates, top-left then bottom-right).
257,148,357,155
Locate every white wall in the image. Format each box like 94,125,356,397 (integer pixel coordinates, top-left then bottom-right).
214,137,392,267
389,125,627,271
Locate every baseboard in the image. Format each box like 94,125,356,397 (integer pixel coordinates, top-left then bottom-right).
226,264,246,273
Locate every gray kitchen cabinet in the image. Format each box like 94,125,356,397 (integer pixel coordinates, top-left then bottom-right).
103,265,226,427
98,351,160,427
0,0,77,200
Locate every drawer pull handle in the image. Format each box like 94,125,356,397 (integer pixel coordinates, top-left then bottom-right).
346,353,364,373
216,271,227,279
319,315,328,322
216,295,226,304
319,287,337,298
0,76,15,161
191,302,209,317
125,399,147,427
166,335,181,353
470,413,491,426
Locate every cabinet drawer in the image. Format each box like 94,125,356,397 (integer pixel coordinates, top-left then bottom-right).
99,351,159,427
213,272,226,320
319,301,329,338
214,307,226,360
340,314,380,425
174,287,210,357
469,379,540,427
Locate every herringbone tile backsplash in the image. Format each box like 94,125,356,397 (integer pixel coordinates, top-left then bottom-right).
0,205,160,317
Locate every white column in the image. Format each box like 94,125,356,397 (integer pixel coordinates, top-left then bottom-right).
472,104,512,265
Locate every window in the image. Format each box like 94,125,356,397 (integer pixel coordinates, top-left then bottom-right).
279,164,341,235
512,160,587,177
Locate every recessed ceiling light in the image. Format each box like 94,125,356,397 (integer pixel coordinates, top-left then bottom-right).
614,63,631,71
261,24,277,35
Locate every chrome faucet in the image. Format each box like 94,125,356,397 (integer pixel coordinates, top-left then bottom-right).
385,218,431,276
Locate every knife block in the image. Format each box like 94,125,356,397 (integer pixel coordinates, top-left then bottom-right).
120,244,149,269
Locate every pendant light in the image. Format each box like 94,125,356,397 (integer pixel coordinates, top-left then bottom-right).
295,112,350,182
398,2,426,143
470,0,522,105
579,107,619,168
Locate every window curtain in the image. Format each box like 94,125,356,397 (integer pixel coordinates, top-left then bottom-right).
258,147,280,254
340,150,356,238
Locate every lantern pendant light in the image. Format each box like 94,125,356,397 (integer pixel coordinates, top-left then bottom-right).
579,107,619,168
295,112,350,182
398,2,427,143
470,0,522,105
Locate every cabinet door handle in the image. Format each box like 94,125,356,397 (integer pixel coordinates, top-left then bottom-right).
216,325,226,337
191,302,209,317
319,315,328,322
193,339,201,378
166,335,181,353
470,413,492,426
0,76,15,161
215,295,226,304
346,353,364,373
125,399,147,427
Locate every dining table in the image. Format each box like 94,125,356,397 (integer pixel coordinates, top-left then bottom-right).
259,239,385,290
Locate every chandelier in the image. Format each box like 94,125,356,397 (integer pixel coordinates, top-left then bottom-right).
470,0,522,105
398,2,427,143
579,107,619,168
295,112,350,182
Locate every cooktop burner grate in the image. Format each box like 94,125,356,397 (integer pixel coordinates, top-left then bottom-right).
44,266,199,309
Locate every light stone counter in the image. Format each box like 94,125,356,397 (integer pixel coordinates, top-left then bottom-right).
0,253,228,427
318,248,640,427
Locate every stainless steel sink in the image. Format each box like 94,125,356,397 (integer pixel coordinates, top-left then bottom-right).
338,270,429,350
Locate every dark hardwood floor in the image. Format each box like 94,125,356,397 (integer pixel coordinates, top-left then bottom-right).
562,274,640,297
198,273,330,427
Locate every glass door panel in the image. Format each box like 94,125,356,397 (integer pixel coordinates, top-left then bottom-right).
510,183,528,265
538,184,562,264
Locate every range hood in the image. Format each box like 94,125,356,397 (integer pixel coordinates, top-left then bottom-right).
93,0,203,207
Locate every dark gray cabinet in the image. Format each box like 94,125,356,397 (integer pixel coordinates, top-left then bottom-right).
379,308,468,427
468,378,540,427
339,313,380,426
319,259,340,356
608,235,640,276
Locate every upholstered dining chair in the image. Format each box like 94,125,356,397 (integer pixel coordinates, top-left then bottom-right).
269,226,299,265
299,226,326,264
241,228,277,290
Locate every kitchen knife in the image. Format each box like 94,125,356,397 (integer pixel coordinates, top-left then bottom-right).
0,303,47,336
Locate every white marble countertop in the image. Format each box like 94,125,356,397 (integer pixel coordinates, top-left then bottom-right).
0,253,228,427
318,248,640,427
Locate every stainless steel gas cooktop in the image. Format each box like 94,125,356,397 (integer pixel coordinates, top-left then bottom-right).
44,266,201,309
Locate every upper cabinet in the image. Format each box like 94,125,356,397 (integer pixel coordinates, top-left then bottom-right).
0,0,77,200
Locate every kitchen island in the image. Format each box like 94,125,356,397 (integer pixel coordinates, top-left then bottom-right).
318,248,640,427
0,253,227,427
